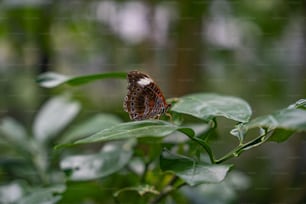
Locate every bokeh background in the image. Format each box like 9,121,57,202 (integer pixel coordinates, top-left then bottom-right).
0,0,306,203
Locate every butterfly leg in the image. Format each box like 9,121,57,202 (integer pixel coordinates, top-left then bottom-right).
165,112,173,122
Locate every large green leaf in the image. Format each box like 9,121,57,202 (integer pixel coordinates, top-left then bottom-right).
33,96,81,142
160,150,232,186
171,93,252,122
74,120,181,145
17,185,66,204
182,171,250,203
246,108,306,131
60,140,135,181
59,114,122,144
37,71,126,88
246,108,306,142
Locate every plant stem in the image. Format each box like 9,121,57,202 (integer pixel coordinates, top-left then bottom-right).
140,160,151,183
215,130,273,164
178,125,216,164
187,135,215,164
149,175,186,204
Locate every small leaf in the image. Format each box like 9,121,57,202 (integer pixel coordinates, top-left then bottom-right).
114,185,159,197
0,117,35,155
230,123,247,143
0,117,28,141
36,72,69,88
37,71,127,88
33,96,81,142
268,129,295,143
171,93,252,122
177,127,195,137
0,119,49,173
60,140,135,181
74,120,180,144
160,150,232,186
288,99,306,110
59,114,122,144
17,185,66,204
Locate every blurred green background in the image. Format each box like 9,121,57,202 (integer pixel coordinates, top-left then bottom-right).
0,0,306,203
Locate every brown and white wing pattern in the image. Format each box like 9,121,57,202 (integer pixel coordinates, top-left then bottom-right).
123,71,170,121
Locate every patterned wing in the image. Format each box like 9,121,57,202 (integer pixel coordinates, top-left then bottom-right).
142,82,168,119
123,71,170,121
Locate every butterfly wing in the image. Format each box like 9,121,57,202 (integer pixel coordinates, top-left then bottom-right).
143,82,168,119
123,71,149,120
123,71,169,120
124,82,148,120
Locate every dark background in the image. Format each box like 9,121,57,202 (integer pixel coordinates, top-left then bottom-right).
0,0,306,203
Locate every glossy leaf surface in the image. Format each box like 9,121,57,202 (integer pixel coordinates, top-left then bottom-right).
171,93,252,122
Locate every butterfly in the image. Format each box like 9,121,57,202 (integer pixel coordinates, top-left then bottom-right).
123,70,171,121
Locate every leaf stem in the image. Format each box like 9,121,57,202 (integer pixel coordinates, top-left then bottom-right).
215,130,273,164
192,137,215,164
182,132,215,164
178,125,216,164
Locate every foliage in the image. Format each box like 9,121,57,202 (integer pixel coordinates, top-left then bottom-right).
0,72,306,204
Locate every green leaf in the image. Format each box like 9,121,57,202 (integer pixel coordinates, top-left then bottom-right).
240,100,306,143
288,99,306,110
268,129,295,143
33,96,81,142
0,117,28,141
246,108,306,132
113,185,159,197
183,171,250,203
36,72,69,88
74,120,180,145
59,114,122,144
17,185,66,204
37,71,127,88
60,140,135,181
171,93,252,122
230,123,248,143
0,117,34,155
160,150,232,186
177,127,196,137
0,119,49,173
